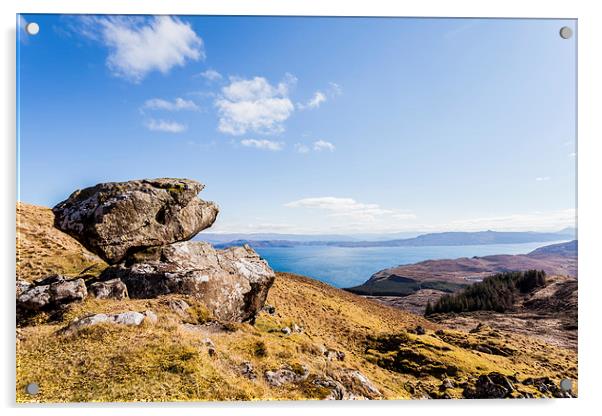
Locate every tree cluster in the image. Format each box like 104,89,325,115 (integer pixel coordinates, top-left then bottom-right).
425,270,546,315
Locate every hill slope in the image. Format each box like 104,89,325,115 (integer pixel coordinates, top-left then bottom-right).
347,240,577,297
16,203,577,401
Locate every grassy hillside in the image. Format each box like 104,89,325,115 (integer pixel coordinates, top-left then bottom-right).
16,203,577,402
17,202,107,281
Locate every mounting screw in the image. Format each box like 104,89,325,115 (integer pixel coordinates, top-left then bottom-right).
560,378,573,392
559,26,573,39
25,382,39,395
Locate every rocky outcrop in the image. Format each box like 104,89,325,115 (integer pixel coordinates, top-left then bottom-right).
17,276,87,311
52,178,218,264
99,241,275,323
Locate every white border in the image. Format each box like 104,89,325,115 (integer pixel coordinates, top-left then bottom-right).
2,1,601,415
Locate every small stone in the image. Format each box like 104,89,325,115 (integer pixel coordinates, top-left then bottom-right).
281,327,292,335
240,361,256,380
415,325,426,335
262,304,276,315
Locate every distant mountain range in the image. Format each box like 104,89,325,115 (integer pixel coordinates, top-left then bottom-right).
346,240,577,297
208,228,576,249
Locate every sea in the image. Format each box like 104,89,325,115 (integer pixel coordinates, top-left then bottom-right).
253,241,569,288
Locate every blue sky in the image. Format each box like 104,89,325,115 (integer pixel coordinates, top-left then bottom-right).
17,15,577,234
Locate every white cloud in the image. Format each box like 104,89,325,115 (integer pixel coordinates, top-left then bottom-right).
215,75,296,135
285,197,415,224
75,16,204,82
313,140,336,152
198,69,222,81
145,119,187,133
240,139,284,151
298,91,326,110
439,209,576,232
294,143,310,154
328,82,343,96
535,176,551,182
142,97,199,112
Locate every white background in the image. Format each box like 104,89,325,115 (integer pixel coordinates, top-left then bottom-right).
1,1,600,415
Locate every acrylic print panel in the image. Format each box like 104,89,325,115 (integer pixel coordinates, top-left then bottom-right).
16,14,577,402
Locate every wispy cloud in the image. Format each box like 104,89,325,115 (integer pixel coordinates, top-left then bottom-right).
294,143,310,154
285,197,415,224
568,152,577,158
145,119,187,133
298,91,326,110
215,75,296,135
440,209,576,232
240,139,284,151
535,176,551,182
313,140,335,152
141,97,199,112
71,16,204,83
198,69,222,82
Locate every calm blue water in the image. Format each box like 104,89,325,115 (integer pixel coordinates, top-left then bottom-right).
255,241,568,288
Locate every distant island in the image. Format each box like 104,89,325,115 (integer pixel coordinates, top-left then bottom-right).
208,229,576,249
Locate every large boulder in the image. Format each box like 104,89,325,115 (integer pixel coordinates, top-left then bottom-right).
52,178,219,264
99,241,275,323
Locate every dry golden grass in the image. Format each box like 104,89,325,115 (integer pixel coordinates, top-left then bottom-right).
17,272,577,402
17,203,107,281
15,202,577,402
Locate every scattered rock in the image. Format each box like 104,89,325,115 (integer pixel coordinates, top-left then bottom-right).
475,345,493,354
435,329,445,336
240,361,257,380
415,325,426,335
52,178,219,264
463,372,515,398
281,327,292,335
522,376,573,398
100,242,275,323
312,377,347,400
331,369,381,400
88,278,128,300
59,310,157,334
264,364,309,387
202,337,216,356
292,323,303,333
262,304,276,315
439,378,456,390
17,276,87,311
324,349,345,361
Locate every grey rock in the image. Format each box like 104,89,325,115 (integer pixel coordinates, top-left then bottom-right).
100,241,275,323
281,327,292,335
52,178,219,264
16,279,32,297
264,365,309,387
88,278,128,299
330,369,381,400
59,310,157,334
415,325,426,335
324,348,345,361
312,377,347,400
17,276,86,311
240,361,257,380
440,378,456,390
291,323,303,333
